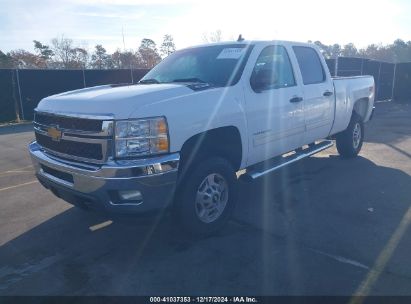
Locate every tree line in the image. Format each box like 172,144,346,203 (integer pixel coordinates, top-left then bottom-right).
0,34,176,70
1,35,411,70
311,39,411,62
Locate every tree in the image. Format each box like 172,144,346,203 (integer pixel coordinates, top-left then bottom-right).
70,47,89,69
51,36,76,68
329,44,342,58
210,30,222,42
33,40,54,60
202,30,222,43
313,41,331,58
358,44,392,62
359,44,378,57
51,36,89,69
310,41,341,59
8,49,45,68
111,49,122,69
111,50,142,69
91,44,111,69
160,34,176,58
0,51,15,68
138,38,161,68
391,39,411,62
341,43,358,57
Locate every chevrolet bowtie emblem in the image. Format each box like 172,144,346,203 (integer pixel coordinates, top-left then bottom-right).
47,126,62,141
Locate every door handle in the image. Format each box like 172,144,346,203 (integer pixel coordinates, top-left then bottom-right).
323,91,333,97
289,96,303,103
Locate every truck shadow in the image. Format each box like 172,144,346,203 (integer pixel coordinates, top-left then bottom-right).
364,101,411,145
0,123,33,135
1,156,411,295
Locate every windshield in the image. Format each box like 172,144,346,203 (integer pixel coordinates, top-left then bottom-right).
140,44,254,87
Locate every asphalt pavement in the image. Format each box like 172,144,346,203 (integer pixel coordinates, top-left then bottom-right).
0,101,410,296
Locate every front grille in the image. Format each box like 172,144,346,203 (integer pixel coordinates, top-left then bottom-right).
35,112,103,132
35,132,103,160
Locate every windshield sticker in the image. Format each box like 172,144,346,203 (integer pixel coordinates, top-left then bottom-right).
216,48,245,59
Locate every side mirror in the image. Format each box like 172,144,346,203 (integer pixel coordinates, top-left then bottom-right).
251,69,278,92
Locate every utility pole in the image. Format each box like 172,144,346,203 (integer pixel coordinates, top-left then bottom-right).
11,70,21,122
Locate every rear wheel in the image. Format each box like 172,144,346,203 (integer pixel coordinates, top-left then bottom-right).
336,113,364,158
174,157,237,236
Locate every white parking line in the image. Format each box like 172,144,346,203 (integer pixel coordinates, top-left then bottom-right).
309,248,370,270
0,165,33,176
350,204,411,302
0,255,61,291
89,220,113,231
0,180,38,192
0,170,32,175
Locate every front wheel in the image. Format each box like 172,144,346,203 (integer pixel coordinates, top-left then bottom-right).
174,157,237,236
336,113,364,158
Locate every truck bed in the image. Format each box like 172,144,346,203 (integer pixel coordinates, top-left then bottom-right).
330,75,375,136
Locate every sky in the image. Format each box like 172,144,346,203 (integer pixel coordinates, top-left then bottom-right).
1,0,411,54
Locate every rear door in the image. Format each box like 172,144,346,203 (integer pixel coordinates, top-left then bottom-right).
292,46,334,144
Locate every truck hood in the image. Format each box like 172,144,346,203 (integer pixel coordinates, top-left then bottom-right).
36,83,195,120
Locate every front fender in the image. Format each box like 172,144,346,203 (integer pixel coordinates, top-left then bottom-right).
132,86,248,167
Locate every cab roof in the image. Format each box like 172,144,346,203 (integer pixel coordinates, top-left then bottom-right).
182,39,314,50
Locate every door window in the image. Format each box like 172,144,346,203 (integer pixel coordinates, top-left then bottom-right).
250,45,296,92
293,46,325,85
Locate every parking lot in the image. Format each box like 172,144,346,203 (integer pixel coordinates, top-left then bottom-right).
0,101,410,296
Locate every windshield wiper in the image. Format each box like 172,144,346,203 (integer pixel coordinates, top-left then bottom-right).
171,78,217,91
171,78,208,84
139,78,160,84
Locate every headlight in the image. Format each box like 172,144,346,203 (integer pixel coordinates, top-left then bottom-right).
114,117,169,158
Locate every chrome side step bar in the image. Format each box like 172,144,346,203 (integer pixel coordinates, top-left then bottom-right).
244,140,334,180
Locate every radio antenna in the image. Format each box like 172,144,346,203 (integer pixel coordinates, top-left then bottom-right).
122,26,126,51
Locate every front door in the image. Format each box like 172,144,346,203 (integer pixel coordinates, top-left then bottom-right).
244,45,305,166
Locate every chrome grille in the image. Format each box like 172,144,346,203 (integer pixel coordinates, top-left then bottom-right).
35,112,103,132
33,111,113,164
35,133,103,160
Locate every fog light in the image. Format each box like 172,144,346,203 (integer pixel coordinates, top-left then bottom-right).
118,190,143,201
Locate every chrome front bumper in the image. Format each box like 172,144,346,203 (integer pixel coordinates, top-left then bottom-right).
29,141,179,214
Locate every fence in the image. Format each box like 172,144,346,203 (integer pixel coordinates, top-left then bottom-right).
325,57,396,101
0,68,149,122
0,70,18,122
393,62,411,102
1,59,411,123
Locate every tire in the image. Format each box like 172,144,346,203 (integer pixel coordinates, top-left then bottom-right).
174,157,237,236
336,113,364,158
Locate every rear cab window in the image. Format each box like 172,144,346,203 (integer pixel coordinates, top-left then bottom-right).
293,46,326,85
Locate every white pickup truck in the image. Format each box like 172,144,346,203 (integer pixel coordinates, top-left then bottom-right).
29,40,375,234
